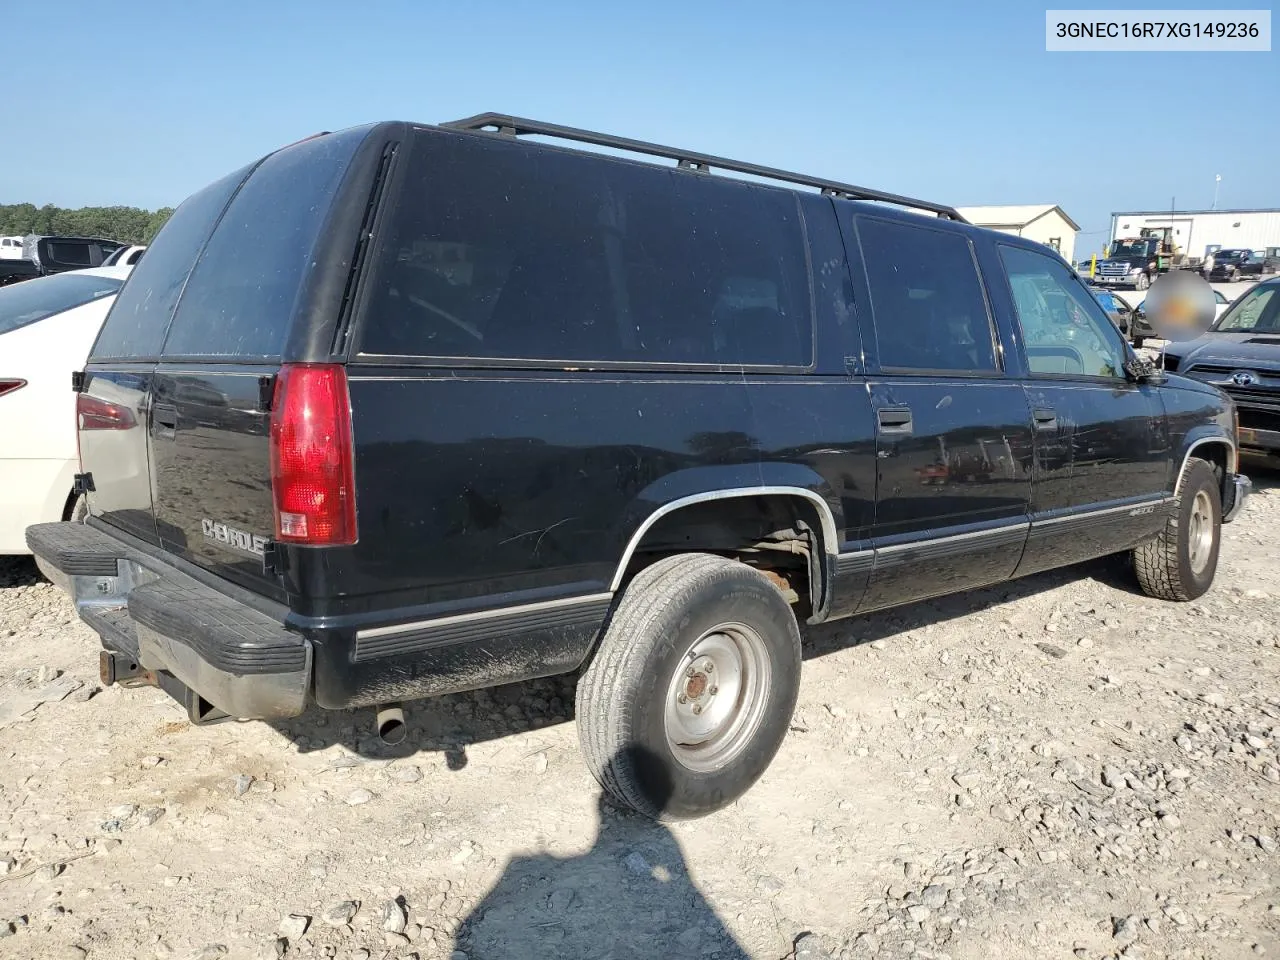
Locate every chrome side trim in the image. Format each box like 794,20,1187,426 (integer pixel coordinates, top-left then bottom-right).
1033,497,1173,527
355,591,614,641
874,519,1029,556
609,486,839,592
1179,436,1238,488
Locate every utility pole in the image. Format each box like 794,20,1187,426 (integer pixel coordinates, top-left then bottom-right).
1213,174,1221,210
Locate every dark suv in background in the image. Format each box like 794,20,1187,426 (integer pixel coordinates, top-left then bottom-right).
1206,248,1266,282
29,114,1250,819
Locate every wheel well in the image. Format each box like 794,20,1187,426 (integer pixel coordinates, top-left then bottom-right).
616,495,829,620
1186,441,1230,499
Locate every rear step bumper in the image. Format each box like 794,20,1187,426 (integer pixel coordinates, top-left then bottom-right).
26,521,310,721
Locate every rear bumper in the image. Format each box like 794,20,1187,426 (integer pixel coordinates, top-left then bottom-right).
26,521,309,721
1223,473,1252,524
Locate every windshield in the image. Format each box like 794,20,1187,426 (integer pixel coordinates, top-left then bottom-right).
1109,240,1155,259
0,272,122,336
1214,284,1280,333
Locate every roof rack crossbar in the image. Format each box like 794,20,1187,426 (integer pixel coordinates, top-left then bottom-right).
443,113,966,223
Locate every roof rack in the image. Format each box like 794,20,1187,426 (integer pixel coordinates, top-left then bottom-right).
443,113,967,223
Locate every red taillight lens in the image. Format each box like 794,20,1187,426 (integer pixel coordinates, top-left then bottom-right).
269,364,357,546
76,394,136,431
0,379,26,398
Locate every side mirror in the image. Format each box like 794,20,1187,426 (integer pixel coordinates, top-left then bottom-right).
1124,356,1164,383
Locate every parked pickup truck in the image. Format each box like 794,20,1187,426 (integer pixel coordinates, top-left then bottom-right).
28,115,1252,820
0,236,125,287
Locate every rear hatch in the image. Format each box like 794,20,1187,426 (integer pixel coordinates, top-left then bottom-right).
81,126,380,597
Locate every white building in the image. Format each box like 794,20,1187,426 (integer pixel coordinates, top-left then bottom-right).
1109,208,1280,259
956,204,1080,263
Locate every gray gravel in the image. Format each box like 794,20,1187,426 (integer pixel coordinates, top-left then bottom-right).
1,469,1279,958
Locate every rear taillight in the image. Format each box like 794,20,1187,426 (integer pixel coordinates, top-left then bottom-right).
269,364,357,546
76,394,136,431
0,379,26,398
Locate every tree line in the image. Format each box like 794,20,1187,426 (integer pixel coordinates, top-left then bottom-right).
0,203,173,245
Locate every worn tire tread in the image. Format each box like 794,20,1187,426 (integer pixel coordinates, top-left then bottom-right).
576,553,797,818
1134,458,1218,602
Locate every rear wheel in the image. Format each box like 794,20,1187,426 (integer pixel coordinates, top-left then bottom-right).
576,553,802,820
1134,458,1221,601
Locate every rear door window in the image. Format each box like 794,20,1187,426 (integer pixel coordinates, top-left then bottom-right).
358,130,813,367
856,217,998,373
92,168,249,359
161,128,367,358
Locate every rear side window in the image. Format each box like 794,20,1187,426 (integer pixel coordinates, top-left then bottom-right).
0,273,122,336
162,129,367,358
358,131,813,367
47,242,93,266
856,217,997,373
92,168,248,359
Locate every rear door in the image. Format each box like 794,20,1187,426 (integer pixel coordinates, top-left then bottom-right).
83,170,250,545
847,214,1034,612
995,243,1169,576
147,129,369,595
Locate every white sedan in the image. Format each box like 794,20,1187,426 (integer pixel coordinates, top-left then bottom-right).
0,266,132,554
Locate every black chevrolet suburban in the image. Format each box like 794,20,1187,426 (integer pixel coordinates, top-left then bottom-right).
28,114,1251,820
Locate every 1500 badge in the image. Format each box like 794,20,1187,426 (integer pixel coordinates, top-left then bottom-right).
201,519,267,557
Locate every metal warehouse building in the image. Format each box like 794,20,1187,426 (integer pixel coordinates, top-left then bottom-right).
1110,208,1280,259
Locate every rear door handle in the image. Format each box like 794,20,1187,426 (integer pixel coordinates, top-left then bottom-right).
1033,407,1057,430
877,406,913,434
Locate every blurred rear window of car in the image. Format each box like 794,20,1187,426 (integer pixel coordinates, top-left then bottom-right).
0,273,122,336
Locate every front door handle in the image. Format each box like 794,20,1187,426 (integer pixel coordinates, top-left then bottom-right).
877,406,913,434
1032,407,1057,430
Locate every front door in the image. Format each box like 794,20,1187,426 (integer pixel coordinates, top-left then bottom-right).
996,244,1169,576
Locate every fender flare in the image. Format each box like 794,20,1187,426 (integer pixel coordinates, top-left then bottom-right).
609,473,843,616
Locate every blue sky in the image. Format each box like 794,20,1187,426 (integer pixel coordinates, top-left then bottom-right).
2,0,1274,256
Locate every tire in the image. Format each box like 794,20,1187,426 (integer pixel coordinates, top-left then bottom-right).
1133,458,1221,601
68,493,88,523
576,553,802,820
1135,272,1151,291
1133,337,1145,349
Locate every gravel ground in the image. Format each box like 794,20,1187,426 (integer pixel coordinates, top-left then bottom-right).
2,463,1279,960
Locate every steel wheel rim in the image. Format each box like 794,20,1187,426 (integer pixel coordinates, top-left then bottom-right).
663,622,772,773
1187,489,1215,575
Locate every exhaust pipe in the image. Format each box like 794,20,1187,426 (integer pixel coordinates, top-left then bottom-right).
375,703,407,745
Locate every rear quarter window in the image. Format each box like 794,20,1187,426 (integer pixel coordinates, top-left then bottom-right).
92,168,249,359
357,130,813,367
161,128,368,359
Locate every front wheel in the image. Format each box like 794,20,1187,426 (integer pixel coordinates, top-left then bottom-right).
576,553,802,820
1135,272,1151,291
1133,458,1221,601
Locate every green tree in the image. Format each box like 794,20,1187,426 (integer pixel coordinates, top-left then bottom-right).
0,202,174,245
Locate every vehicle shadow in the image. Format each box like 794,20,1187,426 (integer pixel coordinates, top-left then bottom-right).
270,552,1136,762
451,745,750,959
0,556,42,590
